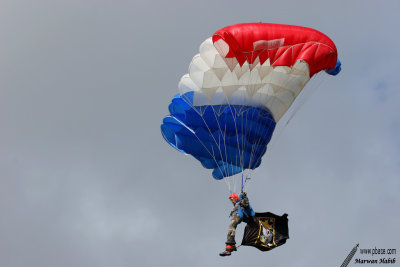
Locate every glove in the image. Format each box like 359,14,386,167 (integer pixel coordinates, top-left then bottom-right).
240,194,249,208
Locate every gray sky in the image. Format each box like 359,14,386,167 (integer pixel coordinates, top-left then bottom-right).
1,0,399,266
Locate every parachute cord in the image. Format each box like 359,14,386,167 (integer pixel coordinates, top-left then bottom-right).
170,106,226,179
268,72,328,153
224,175,231,193
225,97,245,176
241,172,244,192
203,107,231,178
180,96,239,181
245,66,301,188
195,107,229,178
246,109,274,178
285,72,327,125
223,93,245,192
209,105,231,179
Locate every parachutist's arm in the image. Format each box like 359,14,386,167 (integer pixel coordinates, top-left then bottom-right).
240,192,249,208
241,197,249,208
229,203,239,217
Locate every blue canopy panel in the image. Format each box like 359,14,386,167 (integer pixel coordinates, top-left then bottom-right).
161,93,276,180
325,59,341,76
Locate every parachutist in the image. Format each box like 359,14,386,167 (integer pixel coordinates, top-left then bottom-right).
160,22,337,255
219,192,255,257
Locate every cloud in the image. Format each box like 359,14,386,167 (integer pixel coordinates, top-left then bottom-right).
1,0,399,266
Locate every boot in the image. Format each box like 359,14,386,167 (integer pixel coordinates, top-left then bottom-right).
219,250,231,257
219,244,236,257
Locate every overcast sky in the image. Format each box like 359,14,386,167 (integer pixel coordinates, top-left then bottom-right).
1,0,399,266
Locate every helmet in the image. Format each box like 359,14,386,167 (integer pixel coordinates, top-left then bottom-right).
229,193,239,202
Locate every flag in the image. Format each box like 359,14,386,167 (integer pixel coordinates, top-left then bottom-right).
241,212,289,251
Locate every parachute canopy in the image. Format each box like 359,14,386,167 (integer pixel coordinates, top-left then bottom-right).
161,23,340,180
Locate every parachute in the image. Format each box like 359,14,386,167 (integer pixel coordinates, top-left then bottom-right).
161,23,341,186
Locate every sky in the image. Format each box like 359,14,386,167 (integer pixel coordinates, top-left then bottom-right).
0,0,399,266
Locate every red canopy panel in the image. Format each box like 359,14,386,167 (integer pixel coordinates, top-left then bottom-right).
212,23,338,77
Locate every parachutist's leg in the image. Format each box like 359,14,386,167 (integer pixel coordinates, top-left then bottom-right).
225,214,242,247
226,214,241,245
220,215,241,256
